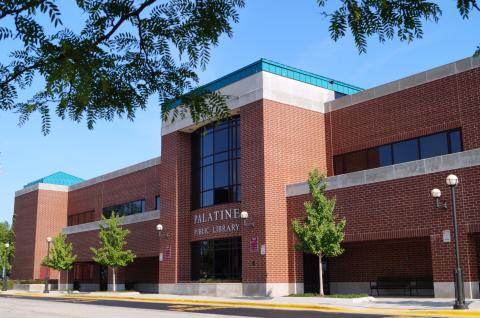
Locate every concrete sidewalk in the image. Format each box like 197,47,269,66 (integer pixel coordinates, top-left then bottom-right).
2,290,480,316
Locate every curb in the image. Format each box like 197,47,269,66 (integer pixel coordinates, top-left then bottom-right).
1,291,480,317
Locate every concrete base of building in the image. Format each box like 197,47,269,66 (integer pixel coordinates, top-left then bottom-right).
12,283,58,292
434,282,480,299
330,282,434,297
58,283,73,291
108,283,125,292
154,282,304,297
76,283,100,292
330,282,371,295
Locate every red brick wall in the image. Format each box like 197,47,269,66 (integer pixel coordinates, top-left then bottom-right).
12,189,68,280
262,100,327,284
34,189,69,279
11,191,39,280
158,131,191,283
287,166,480,283
67,219,160,262
329,238,433,282
325,68,480,175
67,164,161,221
239,100,267,283
125,257,159,284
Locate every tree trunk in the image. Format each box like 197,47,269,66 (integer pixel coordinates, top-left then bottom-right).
112,267,116,292
319,253,324,296
65,270,68,292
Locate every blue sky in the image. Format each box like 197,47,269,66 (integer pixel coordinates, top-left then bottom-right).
1,1,479,223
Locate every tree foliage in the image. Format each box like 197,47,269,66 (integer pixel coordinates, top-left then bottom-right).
292,169,346,295
91,212,135,270
42,233,77,271
0,0,245,134
0,221,14,274
316,0,480,54
292,169,346,258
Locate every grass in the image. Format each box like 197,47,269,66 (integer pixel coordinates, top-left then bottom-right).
288,293,369,298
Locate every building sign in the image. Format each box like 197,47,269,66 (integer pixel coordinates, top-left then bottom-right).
165,245,172,258
442,230,451,243
193,208,241,236
250,237,259,252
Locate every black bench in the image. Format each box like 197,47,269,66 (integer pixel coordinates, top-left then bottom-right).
370,276,434,296
370,277,412,296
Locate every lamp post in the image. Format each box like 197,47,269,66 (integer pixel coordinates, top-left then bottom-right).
240,211,254,228
2,242,9,291
431,174,468,309
43,237,52,294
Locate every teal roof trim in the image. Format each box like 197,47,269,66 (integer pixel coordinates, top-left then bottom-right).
24,171,84,188
195,58,363,96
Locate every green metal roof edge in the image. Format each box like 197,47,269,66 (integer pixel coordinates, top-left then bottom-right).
24,171,84,188
195,58,363,96
260,59,363,95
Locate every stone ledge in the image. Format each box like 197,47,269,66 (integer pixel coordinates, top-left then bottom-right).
62,210,160,235
286,148,480,197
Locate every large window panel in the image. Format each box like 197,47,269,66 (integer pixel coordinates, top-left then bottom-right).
393,139,419,164
333,129,462,175
103,199,145,218
449,130,462,153
191,237,241,281
192,117,241,209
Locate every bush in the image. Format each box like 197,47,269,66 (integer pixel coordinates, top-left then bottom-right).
0,279,14,290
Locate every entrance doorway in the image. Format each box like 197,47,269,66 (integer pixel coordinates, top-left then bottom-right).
303,253,329,294
99,265,108,291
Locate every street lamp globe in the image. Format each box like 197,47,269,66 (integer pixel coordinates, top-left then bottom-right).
430,188,441,198
46,237,52,243
156,224,163,232
240,211,249,219
446,174,459,187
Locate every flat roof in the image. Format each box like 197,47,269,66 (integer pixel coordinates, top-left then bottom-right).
197,58,363,96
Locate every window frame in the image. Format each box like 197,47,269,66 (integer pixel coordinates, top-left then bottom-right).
192,117,241,209
333,128,462,175
102,199,146,218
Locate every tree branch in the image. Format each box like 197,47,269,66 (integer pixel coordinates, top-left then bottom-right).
92,0,157,46
0,0,46,20
472,0,480,12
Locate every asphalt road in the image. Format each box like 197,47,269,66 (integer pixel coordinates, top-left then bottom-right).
0,294,416,318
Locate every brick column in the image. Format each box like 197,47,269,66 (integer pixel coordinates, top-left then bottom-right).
158,131,191,291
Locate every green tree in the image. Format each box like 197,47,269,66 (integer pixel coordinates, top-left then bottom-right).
41,233,77,290
91,212,135,292
0,221,14,275
0,0,244,134
292,169,346,296
315,0,479,54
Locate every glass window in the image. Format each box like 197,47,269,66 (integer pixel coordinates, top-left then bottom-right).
192,117,241,209
378,144,393,166
343,150,368,173
102,199,145,218
68,210,95,226
449,130,462,153
420,132,448,159
155,195,160,210
332,129,462,175
393,139,419,164
191,237,242,281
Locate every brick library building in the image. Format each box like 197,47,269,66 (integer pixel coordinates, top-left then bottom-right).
11,56,480,298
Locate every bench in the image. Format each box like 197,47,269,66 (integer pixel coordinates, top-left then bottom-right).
370,277,412,296
370,276,434,296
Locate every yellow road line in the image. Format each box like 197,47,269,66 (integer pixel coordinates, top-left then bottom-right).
1,291,479,317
